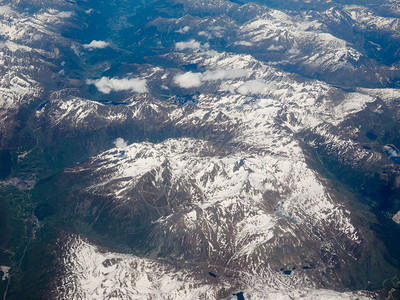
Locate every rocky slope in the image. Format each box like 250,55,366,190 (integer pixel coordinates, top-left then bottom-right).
1,0,400,299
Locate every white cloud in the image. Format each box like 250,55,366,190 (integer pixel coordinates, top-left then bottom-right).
0,5,12,15
86,77,148,94
173,69,248,89
56,11,74,18
237,80,276,95
267,45,284,51
114,138,127,149
288,48,301,55
175,39,201,51
83,40,110,50
176,26,190,33
173,72,203,88
234,41,253,47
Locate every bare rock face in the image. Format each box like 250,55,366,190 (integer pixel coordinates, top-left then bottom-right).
393,211,400,225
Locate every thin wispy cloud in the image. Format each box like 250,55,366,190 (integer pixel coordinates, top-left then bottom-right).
198,31,211,38
237,80,276,95
235,41,254,47
173,69,248,89
202,69,248,81
86,77,148,94
267,45,283,51
208,26,224,38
